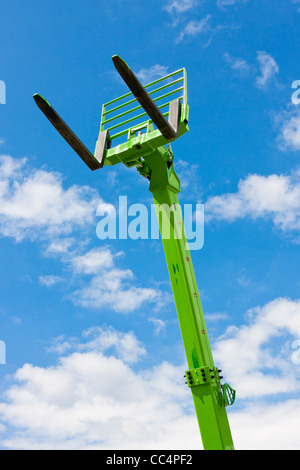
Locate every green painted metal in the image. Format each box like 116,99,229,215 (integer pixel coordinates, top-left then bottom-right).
33,55,236,451
98,66,189,168
222,383,236,407
143,148,235,450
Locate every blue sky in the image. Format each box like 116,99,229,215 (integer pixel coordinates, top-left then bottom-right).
0,0,300,450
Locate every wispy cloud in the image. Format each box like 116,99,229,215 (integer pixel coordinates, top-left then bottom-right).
136,65,169,84
164,0,199,14
256,51,279,89
292,0,300,12
39,275,61,288
217,0,249,6
148,317,167,335
175,159,202,200
176,14,211,43
223,52,251,75
47,326,147,364
224,51,279,89
205,312,230,322
45,245,164,314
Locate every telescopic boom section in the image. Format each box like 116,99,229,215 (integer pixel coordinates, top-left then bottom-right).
112,55,178,140
33,94,103,171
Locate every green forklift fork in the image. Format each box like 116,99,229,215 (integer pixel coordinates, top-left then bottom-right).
33,55,236,451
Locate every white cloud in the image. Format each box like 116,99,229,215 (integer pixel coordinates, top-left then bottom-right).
71,267,162,313
176,15,211,43
176,159,202,199
136,65,169,85
50,246,164,314
205,312,229,322
81,326,147,364
0,155,100,242
0,328,194,450
148,317,167,335
223,52,251,74
45,238,75,255
205,170,300,232
0,309,300,449
39,243,165,314
0,155,164,315
217,0,249,6
256,51,279,89
278,109,300,151
70,247,115,275
213,298,300,399
47,326,146,364
164,0,199,14
45,335,73,355
38,275,61,288
230,399,300,450
224,51,279,89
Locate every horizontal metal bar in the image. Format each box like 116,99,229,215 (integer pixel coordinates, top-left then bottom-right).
108,96,183,140
143,68,184,90
105,101,172,133
104,86,184,126
103,77,184,118
106,110,149,132
108,110,170,141
107,127,132,141
147,77,183,97
103,96,139,118
104,102,143,125
103,69,184,107
153,86,183,105
104,90,132,107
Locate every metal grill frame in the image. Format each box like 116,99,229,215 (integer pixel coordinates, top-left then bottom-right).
97,68,189,167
